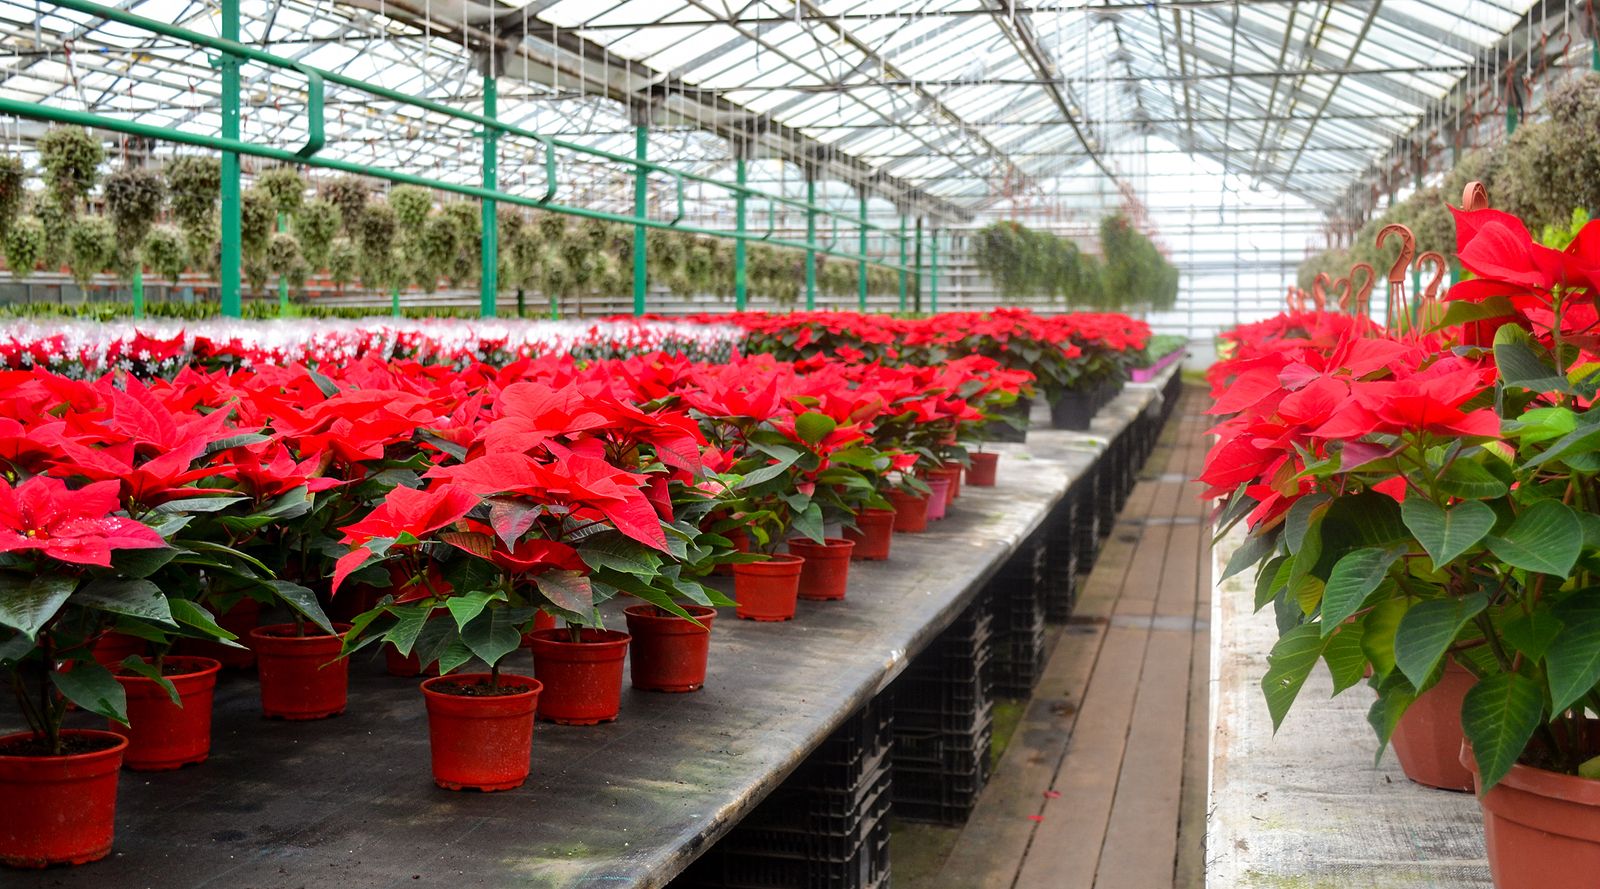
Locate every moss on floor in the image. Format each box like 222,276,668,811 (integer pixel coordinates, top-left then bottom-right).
889,820,962,888
990,697,1027,770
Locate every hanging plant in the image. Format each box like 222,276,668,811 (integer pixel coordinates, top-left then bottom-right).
165,156,219,233
66,216,116,288
36,127,102,214
357,199,398,290
244,255,270,295
322,176,367,235
294,198,339,270
327,237,358,290
390,185,432,233
593,251,623,295
256,166,305,217
418,213,460,290
536,213,567,242
0,154,24,238
441,202,480,285
185,222,218,274
2,215,43,279
685,241,715,295
537,244,570,299
266,231,302,277
141,225,186,284
239,187,274,260
103,167,167,261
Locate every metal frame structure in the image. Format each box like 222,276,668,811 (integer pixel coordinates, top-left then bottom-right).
0,0,1565,322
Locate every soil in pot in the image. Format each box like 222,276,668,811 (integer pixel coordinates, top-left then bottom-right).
1389,659,1475,791
967,452,1000,487
886,489,930,533
924,475,953,521
624,604,716,692
0,730,127,868
525,628,631,724
1464,738,1600,889
787,538,854,601
732,554,805,621
109,656,221,771
421,673,541,791
249,623,352,720
844,508,894,560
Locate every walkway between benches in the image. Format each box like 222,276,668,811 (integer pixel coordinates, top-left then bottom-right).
935,384,1212,889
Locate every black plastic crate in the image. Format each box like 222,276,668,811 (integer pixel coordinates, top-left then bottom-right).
681,813,891,889
892,753,994,825
992,621,1048,697
791,696,893,793
737,764,892,861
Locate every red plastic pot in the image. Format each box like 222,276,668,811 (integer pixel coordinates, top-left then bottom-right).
525,628,631,725
249,623,352,720
787,538,855,601
624,604,716,692
109,656,221,771
0,730,127,868
89,632,145,668
941,461,964,500
519,611,559,649
1389,659,1475,791
732,554,805,621
178,597,261,669
967,452,1000,487
844,508,895,561
712,528,752,577
1464,741,1600,888
385,644,442,678
420,673,542,791
886,489,930,533
924,475,953,521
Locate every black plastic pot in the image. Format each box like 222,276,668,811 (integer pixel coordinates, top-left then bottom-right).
985,397,1031,443
1050,391,1095,431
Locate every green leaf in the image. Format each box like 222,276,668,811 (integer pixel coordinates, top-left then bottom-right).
1462,672,1545,791
72,579,174,625
1545,590,1600,713
436,635,475,675
794,411,838,445
1283,493,1330,555
736,450,802,490
1320,546,1403,634
790,502,825,545
1486,501,1583,577
1438,294,1513,328
1322,623,1367,694
1254,556,1290,612
1402,498,1495,568
0,574,77,639
534,570,594,614
168,599,242,646
1524,415,1600,470
459,608,522,669
1367,671,1418,759
116,655,180,706
578,535,663,576
1263,624,1330,731
1395,592,1488,689
265,580,334,634
1222,529,1278,582
447,589,496,630
152,496,249,515
1361,596,1410,679
1500,609,1563,663
112,546,177,578
1437,460,1510,500
1495,324,1572,394
383,603,432,655
51,662,127,725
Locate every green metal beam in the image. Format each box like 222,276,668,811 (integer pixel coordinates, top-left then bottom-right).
277,212,289,316
131,266,144,319
930,229,939,314
219,0,240,318
481,73,498,319
857,190,868,310
913,217,924,313
898,214,908,313
735,156,747,312
805,175,817,311
633,123,648,317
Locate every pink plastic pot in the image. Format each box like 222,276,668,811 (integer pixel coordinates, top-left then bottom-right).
924,476,953,521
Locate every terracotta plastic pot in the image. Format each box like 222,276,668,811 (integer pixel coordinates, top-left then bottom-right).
178,597,261,669
525,629,631,725
712,528,752,577
624,604,716,692
109,656,221,771
0,730,127,868
384,644,441,678
519,611,559,649
941,461,964,500
1464,742,1600,888
89,631,145,669
420,673,541,791
967,452,1000,487
924,476,953,521
732,554,805,621
844,508,895,561
1390,659,1475,791
787,538,855,601
886,489,930,533
249,623,352,720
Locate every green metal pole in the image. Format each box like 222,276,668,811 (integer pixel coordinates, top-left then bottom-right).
391,282,400,317
277,212,289,316
930,229,939,314
913,216,924,313
131,265,144,319
897,214,908,313
805,175,817,310
857,190,868,310
480,74,498,319
219,0,241,318
633,124,648,317
735,156,748,311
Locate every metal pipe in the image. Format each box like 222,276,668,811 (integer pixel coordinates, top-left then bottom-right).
930,230,939,314
898,215,908,313
219,0,241,318
735,155,747,312
277,212,289,316
633,124,648,317
481,73,498,319
805,174,817,311
858,189,868,311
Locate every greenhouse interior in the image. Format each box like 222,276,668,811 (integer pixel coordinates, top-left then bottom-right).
2,0,1599,886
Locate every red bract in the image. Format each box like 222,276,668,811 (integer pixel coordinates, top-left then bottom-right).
333,484,479,592
0,476,164,567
